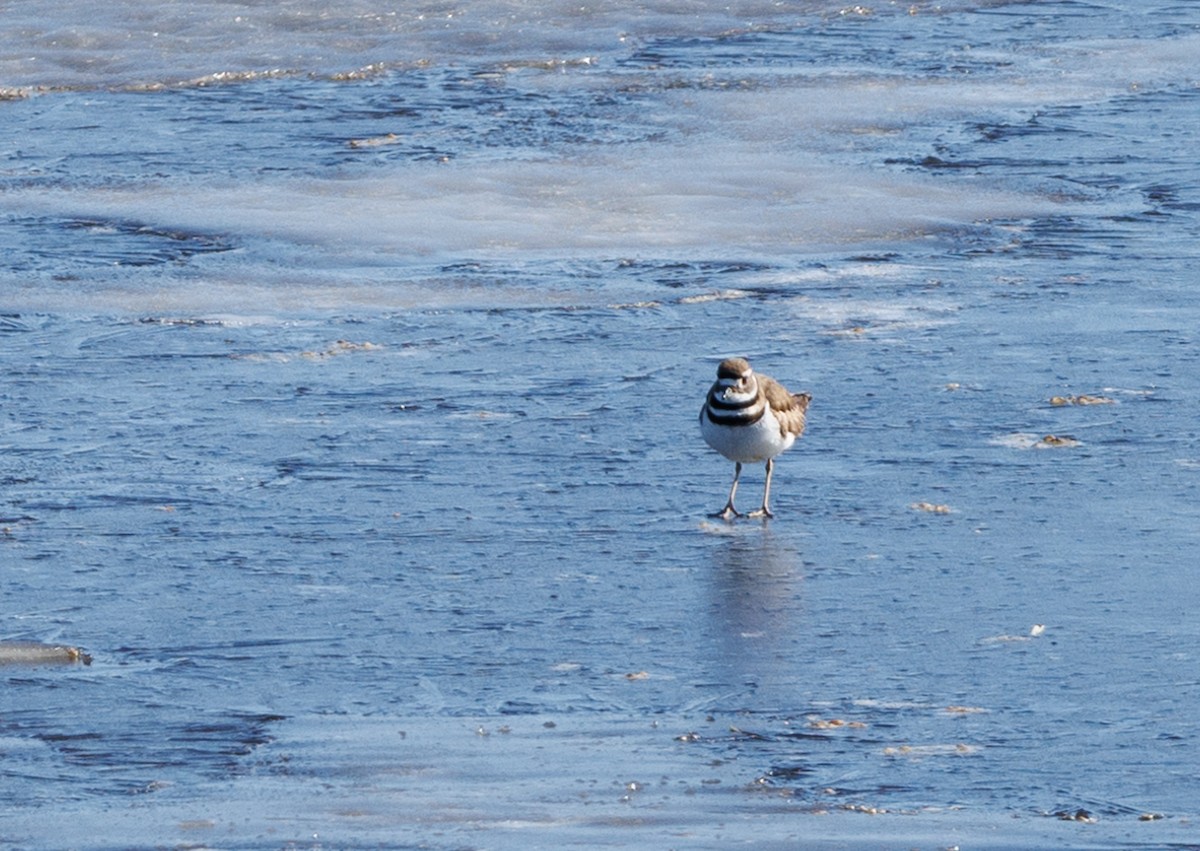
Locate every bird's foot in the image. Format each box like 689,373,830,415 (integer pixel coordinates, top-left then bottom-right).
711,505,742,521
747,506,774,519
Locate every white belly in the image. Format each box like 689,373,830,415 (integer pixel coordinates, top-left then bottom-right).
700,406,795,464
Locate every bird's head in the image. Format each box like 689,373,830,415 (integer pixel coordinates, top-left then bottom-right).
714,357,755,398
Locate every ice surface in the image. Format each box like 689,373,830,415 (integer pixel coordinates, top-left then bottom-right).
4,1,1200,848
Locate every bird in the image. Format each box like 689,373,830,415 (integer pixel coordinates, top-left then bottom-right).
699,357,811,520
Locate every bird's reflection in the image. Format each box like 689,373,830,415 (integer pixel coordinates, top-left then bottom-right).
703,528,806,706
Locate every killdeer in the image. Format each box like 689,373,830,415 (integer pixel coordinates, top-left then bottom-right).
699,357,811,520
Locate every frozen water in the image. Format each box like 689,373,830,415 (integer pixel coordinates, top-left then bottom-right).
3,1,1200,848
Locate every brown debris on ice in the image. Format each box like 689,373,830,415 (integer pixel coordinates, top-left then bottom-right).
1038,434,1081,447
348,133,402,149
808,717,868,730
0,642,92,666
300,340,383,359
991,433,1081,449
1049,394,1115,406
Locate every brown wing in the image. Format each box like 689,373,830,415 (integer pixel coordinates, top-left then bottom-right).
759,374,810,438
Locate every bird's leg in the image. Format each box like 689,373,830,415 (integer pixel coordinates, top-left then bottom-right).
713,462,743,520
748,458,775,519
